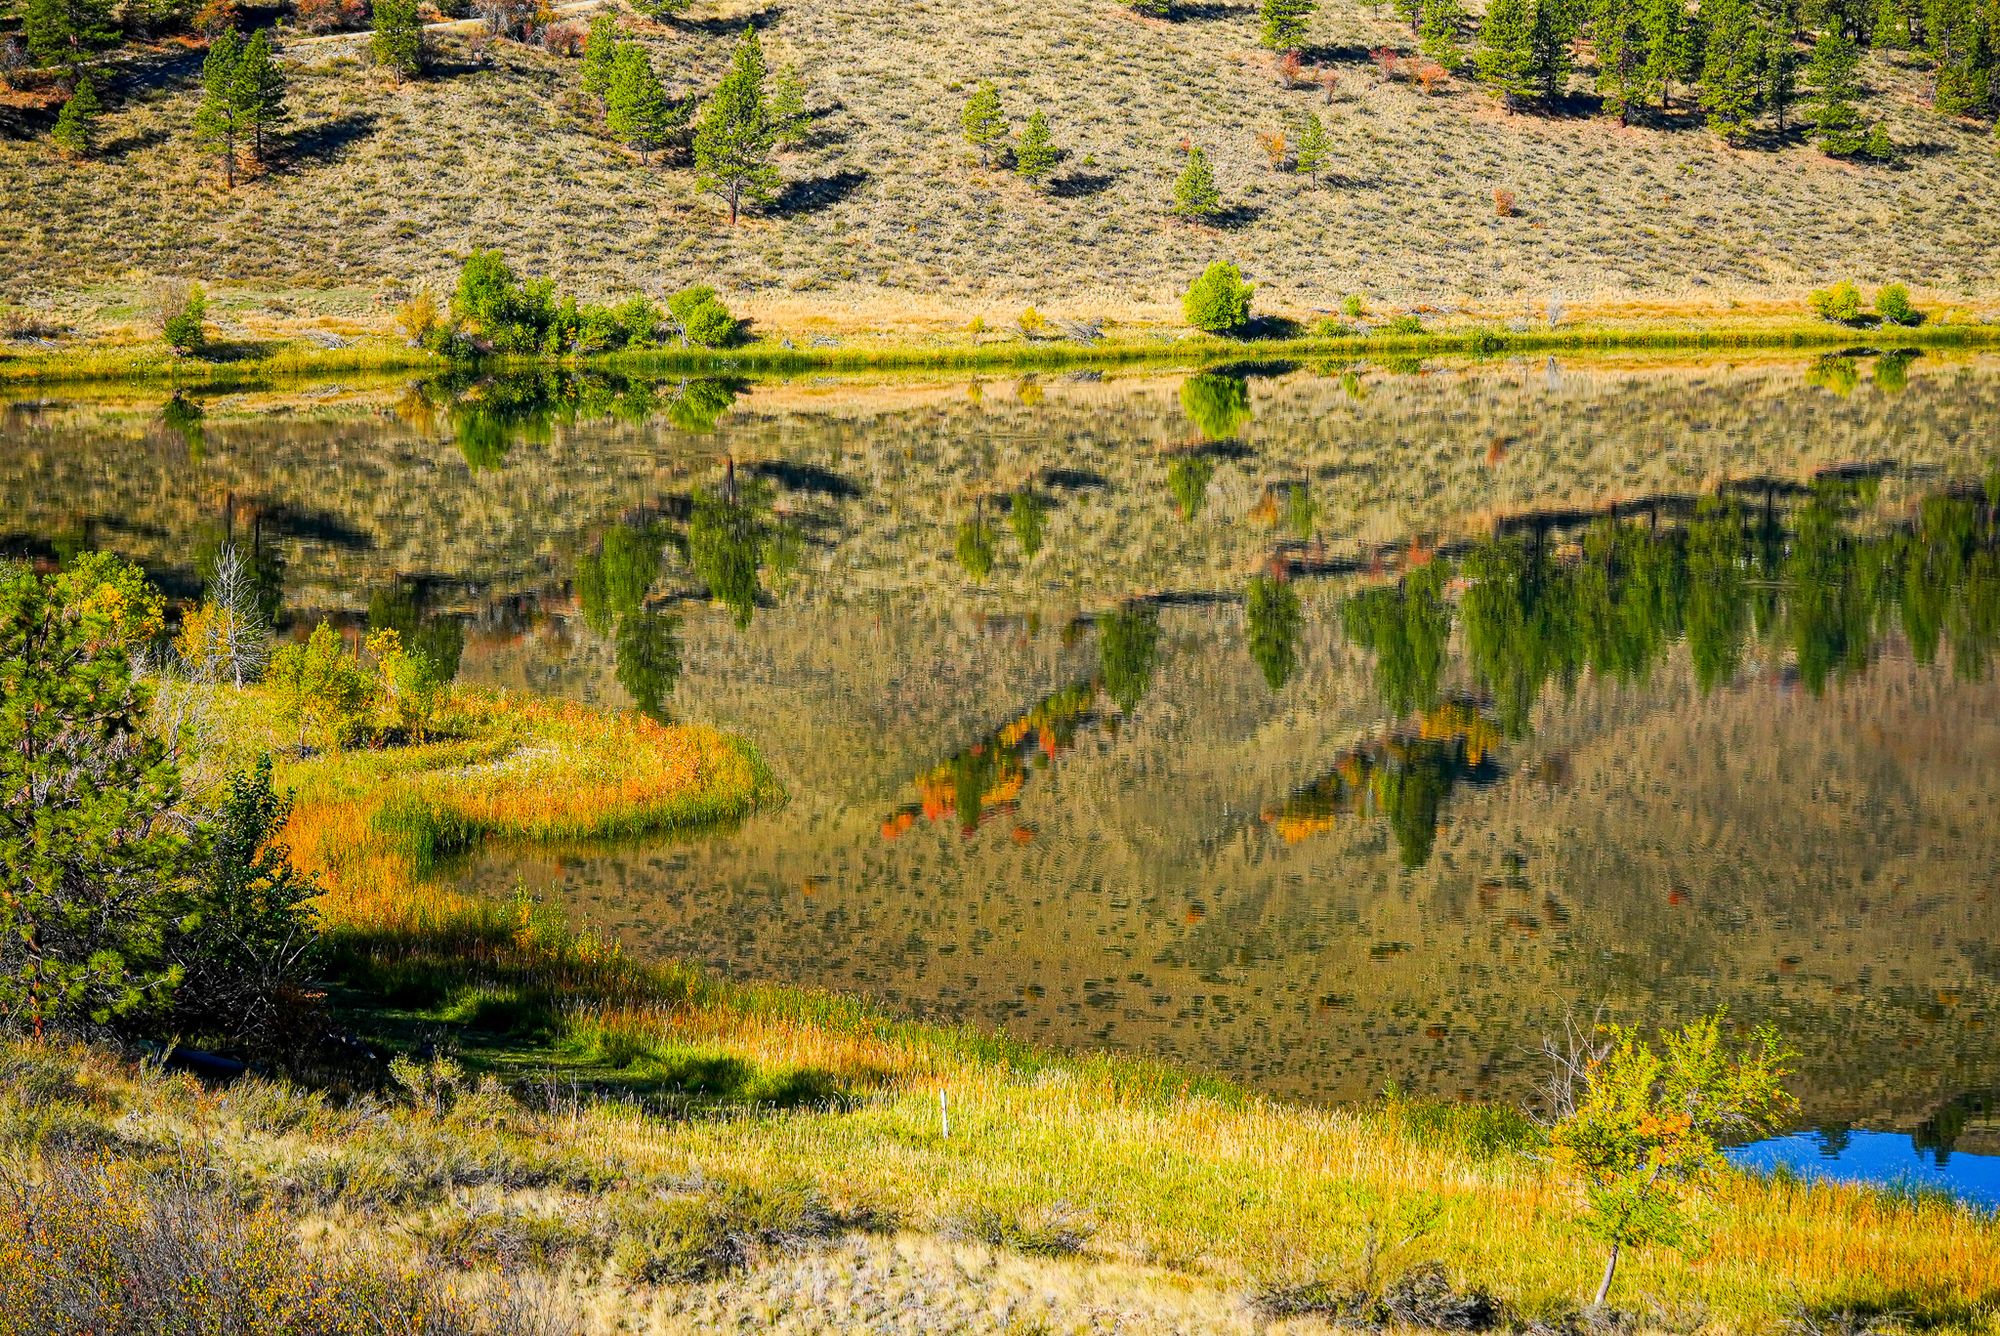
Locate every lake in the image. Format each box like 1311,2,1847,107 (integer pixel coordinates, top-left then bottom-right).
7,350,1998,1200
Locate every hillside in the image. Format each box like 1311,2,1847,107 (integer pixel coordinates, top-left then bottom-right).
4,0,2000,343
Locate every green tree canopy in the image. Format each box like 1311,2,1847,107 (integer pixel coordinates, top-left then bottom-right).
694,28,779,224
1014,108,1059,183
1171,144,1222,220
1182,261,1254,334
1261,0,1318,49
371,0,424,81
607,41,678,154
0,555,184,1036
961,81,1007,165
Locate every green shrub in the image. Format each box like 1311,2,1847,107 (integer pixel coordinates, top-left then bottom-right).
162,284,207,356
1808,280,1864,324
666,285,740,348
1182,261,1254,335
1874,282,1920,326
1385,313,1425,335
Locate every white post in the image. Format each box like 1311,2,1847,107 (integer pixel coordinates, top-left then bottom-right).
939,1089,950,1139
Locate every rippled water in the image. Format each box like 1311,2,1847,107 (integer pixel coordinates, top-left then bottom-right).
7,351,1998,1168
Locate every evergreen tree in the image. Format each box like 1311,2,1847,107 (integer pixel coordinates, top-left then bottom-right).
1761,0,1800,131
1530,0,1575,97
1014,108,1058,183
694,28,779,225
234,28,287,165
371,0,424,81
51,72,100,156
171,756,323,1049
1293,109,1331,185
1926,0,1995,114
1171,144,1221,219
0,555,185,1037
24,0,118,74
1261,0,1318,49
1475,0,1539,105
961,80,1007,165
194,27,244,188
768,62,808,147
1700,0,1766,138
1639,0,1697,106
1806,26,1866,150
1872,0,1921,46
606,41,675,155
1420,0,1468,67
581,11,618,102
1594,0,1649,120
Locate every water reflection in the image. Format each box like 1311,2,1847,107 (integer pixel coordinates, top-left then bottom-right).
9,356,2000,1142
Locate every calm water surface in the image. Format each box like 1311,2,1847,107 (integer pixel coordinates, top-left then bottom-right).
8,351,1999,1193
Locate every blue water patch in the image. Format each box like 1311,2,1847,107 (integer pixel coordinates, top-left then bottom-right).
1729,1130,2000,1211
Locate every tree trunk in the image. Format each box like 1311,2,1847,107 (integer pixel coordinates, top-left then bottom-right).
1593,1243,1620,1307
729,185,740,225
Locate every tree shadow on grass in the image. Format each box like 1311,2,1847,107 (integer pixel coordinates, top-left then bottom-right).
768,168,867,218
281,112,378,166
1240,315,1304,339
1050,170,1116,199
1211,202,1265,230
103,126,172,159
1298,41,1380,64
671,4,784,35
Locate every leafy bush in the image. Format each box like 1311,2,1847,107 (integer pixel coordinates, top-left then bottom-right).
158,281,206,356
1385,313,1426,335
665,285,739,348
1182,260,1254,335
1874,282,1921,326
267,621,374,751
1808,279,1865,324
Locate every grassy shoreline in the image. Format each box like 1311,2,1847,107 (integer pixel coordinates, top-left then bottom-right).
62,683,1980,1332
4,317,1997,389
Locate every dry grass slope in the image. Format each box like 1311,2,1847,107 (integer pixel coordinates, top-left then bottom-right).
3,0,1998,337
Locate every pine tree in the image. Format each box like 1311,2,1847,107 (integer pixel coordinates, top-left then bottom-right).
0,555,186,1037
1530,0,1575,98
1639,0,1697,106
234,28,287,165
1171,144,1222,219
606,41,675,155
371,0,424,81
1293,109,1331,185
1014,108,1058,183
1593,0,1649,120
51,72,100,156
23,0,118,73
961,81,1006,165
1806,27,1866,150
581,11,618,102
1420,0,1468,68
1475,0,1538,105
1760,0,1799,130
1699,0,1765,138
194,27,244,189
694,28,779,225
1926,0,1995,114
1260,0,1318,50
768,62,808,147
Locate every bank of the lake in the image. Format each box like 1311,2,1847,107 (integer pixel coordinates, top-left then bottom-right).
5,316,2000,389
25,682,1984,1335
